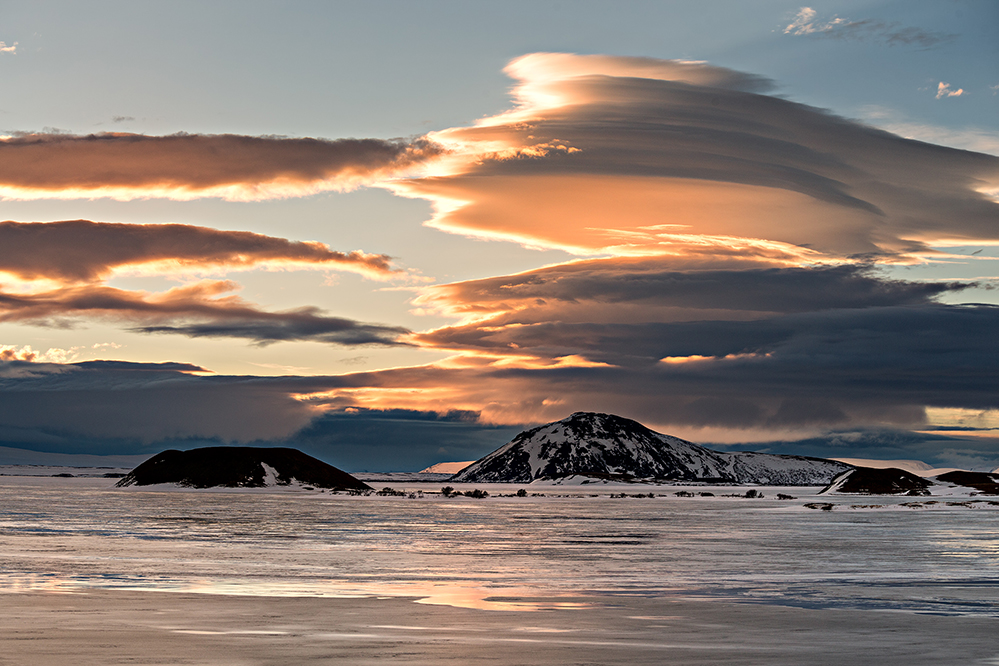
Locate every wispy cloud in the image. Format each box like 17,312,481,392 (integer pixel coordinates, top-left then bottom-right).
0,219,408,347
0,280,410,347
860,106,999,156
0,41,16,54
783,7,956,48
936,81,965,99
0,132,444,201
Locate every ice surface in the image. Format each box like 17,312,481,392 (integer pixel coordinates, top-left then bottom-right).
2,475,998,665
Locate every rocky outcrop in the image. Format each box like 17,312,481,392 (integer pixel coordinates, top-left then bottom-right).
115,447,371,490
935,471,999,495
821,466,932,495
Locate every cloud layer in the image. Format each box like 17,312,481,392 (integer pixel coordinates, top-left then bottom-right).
0,220,408,346
0,219,395,282
0,280,409,346
2,54,997,468
0,132,443,200
394,53,998,261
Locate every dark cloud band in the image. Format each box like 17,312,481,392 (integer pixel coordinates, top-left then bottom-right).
0,132,443,199
0,219,394,281
0,281,410,346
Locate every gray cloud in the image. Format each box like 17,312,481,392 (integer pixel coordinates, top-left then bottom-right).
0,348,995,469
0,219,395,282
0,132,443,198
419,261,969,321
136,316,411,347
784,8,957,48
0,281,410,346
0,359,314,443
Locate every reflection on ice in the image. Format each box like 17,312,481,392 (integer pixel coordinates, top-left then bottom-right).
0,571,590,611
1,478,998,617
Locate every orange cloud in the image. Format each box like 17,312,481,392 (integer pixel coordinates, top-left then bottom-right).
389,53,998,263
936,82,965,99
0,132,443,201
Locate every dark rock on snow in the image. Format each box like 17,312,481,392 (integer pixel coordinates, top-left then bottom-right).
821,466,932,495
116,446,370,490
935,470,999,495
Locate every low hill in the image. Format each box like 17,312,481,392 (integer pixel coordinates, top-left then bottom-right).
452,412,849,485
821,467,932,495
115,447,371,490
935,470,999,495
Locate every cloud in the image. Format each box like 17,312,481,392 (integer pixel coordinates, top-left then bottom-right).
0,359,312,443
783,8,955,48
715,429,999,472
0,220,407,346
391,53,999,262
296,302,999,433
1,337,995,468
0,41,15,54
1,53,995,466
0,219,396,282
0,280,410,346
0,344,92,363
860,107,999,156
0,132,444,201
936,82,965,99
415,260,968,323
287,408,521,471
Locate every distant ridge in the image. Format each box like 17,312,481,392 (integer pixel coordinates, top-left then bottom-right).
453,412,849,485
116,446,371,490
419,461,475,474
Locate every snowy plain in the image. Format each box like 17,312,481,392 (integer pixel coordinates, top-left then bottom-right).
1,473,998,665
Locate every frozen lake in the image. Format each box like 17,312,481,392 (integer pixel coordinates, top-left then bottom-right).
2,476,998,664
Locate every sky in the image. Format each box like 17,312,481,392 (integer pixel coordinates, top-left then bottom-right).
1,0,997,471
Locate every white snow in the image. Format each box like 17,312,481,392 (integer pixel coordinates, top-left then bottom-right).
259,462,282,486
418,461,475,474
832,458,963,477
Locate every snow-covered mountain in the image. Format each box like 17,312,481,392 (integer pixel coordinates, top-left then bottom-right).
452,412,850,485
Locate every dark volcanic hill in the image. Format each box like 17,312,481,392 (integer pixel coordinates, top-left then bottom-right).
115,447,371,490
452,412,850,485
821,466,932,495
935,470,999,495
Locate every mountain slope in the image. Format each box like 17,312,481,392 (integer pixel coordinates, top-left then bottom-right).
452,412,849,485
116,446,371,490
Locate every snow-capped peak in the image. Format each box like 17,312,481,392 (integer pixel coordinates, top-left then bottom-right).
453,412,849,485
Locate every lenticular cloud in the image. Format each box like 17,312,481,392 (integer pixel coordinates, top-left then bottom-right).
394,52,999,261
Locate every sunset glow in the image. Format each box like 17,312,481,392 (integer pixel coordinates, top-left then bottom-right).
1,3,996,471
